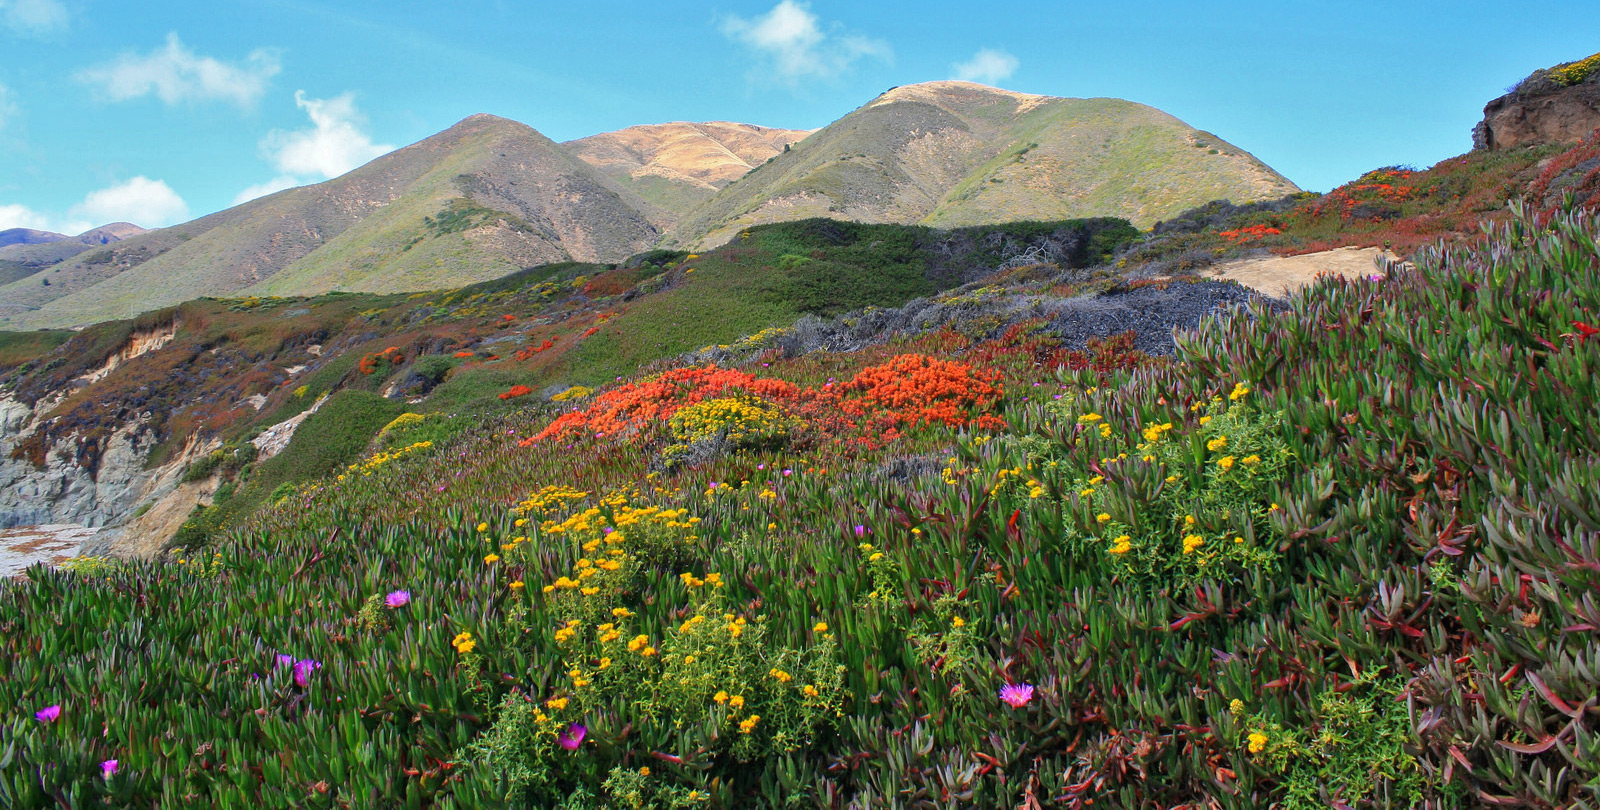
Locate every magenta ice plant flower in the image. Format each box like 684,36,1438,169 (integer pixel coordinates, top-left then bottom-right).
34,704,61,723
999,683,1035,708
293,659,321,687
385,590,411,608
101,760,119,779
557,723,587,750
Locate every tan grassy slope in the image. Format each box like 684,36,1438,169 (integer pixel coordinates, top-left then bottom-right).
0,115,661,329
667,81,1299,249
562,122,814,228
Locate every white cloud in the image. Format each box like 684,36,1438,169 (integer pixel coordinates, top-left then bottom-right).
232,174,300,205
0,203,58,232
261,91,393,179
0,0,68,36
720,1,890,85
67,176,189,228
77,33,280,108
951,49,1019,86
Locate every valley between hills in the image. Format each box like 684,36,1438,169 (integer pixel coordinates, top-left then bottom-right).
1,50,1599,809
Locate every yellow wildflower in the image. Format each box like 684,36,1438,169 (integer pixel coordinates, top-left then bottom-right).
1096,513,1111,524
1182,535,1204,555
476,522,489,532
1229,698,1245,714
1109,535,1132,555
951,616,966,628
1217,455,1235,471
510,581,525,590
714,691,729,704
1242,454,1261,466
802,684,820,697
1229,382,1250,401
739,715,761,733
546,697,568,710
729,695,745,709
813,622,829,633
1206,436,1228,452
483,554,500,564
1247,731,1269,753
770,669,792,682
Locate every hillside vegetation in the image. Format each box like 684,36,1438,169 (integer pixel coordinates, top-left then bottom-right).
4,193,1600,805
666,82,1298,249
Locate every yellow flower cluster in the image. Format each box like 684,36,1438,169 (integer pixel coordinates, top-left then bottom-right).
550,386,593,403
452,632,475,654
1109,535,1132,555
667,396,797,450
341,441,433,478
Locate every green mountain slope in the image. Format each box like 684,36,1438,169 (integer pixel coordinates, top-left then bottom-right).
667,81,1299,249
0,116,661,329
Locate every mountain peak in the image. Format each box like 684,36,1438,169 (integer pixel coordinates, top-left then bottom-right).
870,81,1055,113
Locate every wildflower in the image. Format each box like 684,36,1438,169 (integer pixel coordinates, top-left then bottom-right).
484,554,500,564
1229,382,1250,401
1079,488,1095,498
1078,413,1102,423
1242,454,1261,466
1247,731,1269,753
641,646,657,657
729,695,745,709
1096,513,1111,524
293,659,321,687
101,759,119,779
639,766,649,776
1229,698,1245,714
557,723,587,750
1199,415,1213,425
35,705,61,723
802,684,820,697
452,632,476,654
511,581,526,590
1109,535,1132,555
714,691,729,704
770,668,792,682
999,683,1034,708
384,590,411,608
627,634,649,651
813,621,829,633
853,525,867,538
1206,436,1228,451
951,616,966,628
612,607,633,618
547,697,569,710
477,522,489,532
1217,455,1236,471
738,715,761,733
1183,535,1204,555
1099,424,1112,438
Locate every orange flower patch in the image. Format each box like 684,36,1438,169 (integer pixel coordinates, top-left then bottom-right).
499,385,535,400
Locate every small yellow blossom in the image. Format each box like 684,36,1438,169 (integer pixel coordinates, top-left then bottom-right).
483,554,500,564
770,668,792,682
1242,454,1261,466
1217,455,1235,471
476,522,489,532
1206,436,1228,452
951,616,966,628
547,697,569,710
813,622,829,633
1229,699,1245,714
1182,535,1204,555
714,691,729,704
729,695,745,708
1109,535,1132,555
802,684,820,697
738,715,760,733
510,581,525,590
1096,513,1111,524
1247,731,1269,753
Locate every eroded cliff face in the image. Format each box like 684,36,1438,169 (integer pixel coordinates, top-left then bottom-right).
1475,73,1600,151
0,320,217,557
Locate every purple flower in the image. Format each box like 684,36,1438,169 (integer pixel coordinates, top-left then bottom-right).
101,759,119,779
853,525,867,539
34,704,61,723
385,590,411,608
275,654,295,669
999,683,1034,708
557,723,587,750
293,659,321,687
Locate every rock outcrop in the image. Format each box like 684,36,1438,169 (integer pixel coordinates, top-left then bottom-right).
1475,56,1600,150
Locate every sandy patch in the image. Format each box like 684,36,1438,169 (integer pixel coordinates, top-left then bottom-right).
1,524,97,577
1204,246,1399,297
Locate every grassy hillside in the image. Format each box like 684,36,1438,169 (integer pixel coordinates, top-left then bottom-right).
668,82,1299,249
562,122,813,228
0,116,661,330
4,196,1599,806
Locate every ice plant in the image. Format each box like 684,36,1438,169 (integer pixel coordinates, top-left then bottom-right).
384,589,411,608
999,683,1034,708
101,760,119,779
34,704,61,723
557,723,587,750
293,659,321,687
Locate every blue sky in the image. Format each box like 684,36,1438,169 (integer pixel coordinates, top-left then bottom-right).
0,0,1593,234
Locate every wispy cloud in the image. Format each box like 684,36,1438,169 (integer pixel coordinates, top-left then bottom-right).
720,1,890,86
0,0,68,36
0,202,61,233
0,80,14,129
234,91,395,204
78,33,280,109
951,49,1019,86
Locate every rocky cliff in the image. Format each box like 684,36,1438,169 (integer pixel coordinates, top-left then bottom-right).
1475,53,1600,150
